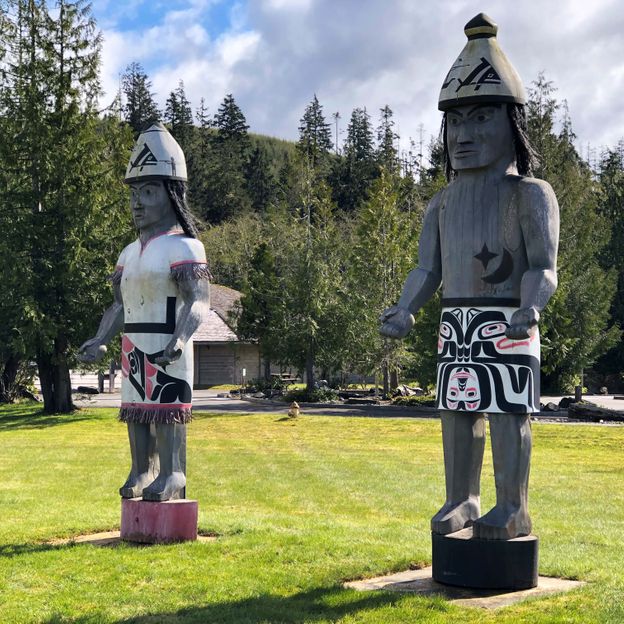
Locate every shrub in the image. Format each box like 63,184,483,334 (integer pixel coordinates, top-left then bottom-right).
391,394,437,407
284,387,339,403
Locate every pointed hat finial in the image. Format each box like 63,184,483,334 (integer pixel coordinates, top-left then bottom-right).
438,13,525,111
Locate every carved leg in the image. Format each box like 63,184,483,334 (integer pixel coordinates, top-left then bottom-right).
119,423,158,498
431,410,485,534
142,423,186,501
473,413,532,539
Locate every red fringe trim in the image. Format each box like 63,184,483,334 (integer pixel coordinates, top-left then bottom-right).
119,405,193,424
171,263,212,282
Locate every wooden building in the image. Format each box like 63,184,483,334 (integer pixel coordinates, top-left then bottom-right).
192,284,262,387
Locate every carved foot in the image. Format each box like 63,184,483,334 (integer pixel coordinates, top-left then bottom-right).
142,471,186,502
473,505,531,540
119,471,154,499
431,498,480,535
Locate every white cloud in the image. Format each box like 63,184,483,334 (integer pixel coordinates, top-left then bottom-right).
97,0,624,152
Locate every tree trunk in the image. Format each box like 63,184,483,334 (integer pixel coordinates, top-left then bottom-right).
0,354,20,403
263,356,271,382
37,337,74,413
390,368,399,391
382,361,389,398
305,343,315,391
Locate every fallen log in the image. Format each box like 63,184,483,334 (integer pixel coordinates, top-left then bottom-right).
568,402,624,422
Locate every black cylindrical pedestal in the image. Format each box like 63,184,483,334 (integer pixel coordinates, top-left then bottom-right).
432,528,538,590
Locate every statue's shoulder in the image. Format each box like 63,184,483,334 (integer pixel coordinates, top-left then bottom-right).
116,239,139,265
507,175,559,216
424,186,446,215
168,234,207,265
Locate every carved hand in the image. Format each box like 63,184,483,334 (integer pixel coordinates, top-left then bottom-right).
506,307,540,340
77,339,107,363
155,338,184,366
379,306,415,339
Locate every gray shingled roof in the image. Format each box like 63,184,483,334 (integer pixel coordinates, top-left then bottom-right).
210,284,241,324
191,284,243,343
192,309,238,343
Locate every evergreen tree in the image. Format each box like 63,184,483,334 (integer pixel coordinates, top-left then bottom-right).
200,212,264,290
187,97,212,217
245,145,277,213
276,169,346,389
376,105,399,172
332,107,378,212
236,242,282,380
526,75,619,390
347,169,420,393
164,79,193,153
196,94,251,223
0,0,133,411
213,93,250,149
194,97,212,160
121,61,160,134
594,143,624,382
297,94,333,170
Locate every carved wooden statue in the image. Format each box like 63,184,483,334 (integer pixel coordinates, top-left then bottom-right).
381,14,559,540
79,123,210,502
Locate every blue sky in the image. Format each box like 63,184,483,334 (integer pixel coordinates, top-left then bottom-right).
91,0,624,160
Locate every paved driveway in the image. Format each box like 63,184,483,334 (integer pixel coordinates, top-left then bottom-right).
72,389,623,419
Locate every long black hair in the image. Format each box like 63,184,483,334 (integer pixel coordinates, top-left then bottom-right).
164,179,200,238
441,103,539,181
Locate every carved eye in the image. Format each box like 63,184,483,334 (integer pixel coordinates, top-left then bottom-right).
479,322,507,339
440,323,452,339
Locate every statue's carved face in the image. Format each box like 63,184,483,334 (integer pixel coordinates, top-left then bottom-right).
445,367,480,411
129,180,174,231
446,104,514,172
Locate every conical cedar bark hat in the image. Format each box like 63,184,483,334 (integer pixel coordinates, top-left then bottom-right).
438,13,526,111
124,122,187,183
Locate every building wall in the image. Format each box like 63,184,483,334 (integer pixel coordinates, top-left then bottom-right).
193,342,262,387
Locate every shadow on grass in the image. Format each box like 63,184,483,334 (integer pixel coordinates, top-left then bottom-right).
0,403,96,431
0,538,148,559
43,586,442,624
0,542,65,558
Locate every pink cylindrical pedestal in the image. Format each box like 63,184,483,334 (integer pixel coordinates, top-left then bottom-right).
120,498,198,543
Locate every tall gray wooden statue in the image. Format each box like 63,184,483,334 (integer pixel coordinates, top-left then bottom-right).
381,14,559,541
79,123,210,502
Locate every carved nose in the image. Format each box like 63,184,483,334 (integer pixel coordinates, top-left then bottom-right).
457,123,473,143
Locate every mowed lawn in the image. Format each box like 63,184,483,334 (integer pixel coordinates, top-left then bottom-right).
1,403,623,623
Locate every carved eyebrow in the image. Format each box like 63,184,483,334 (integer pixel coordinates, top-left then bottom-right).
466,104,501,115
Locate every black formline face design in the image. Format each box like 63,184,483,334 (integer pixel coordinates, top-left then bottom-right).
437,307,539,413
121,334,192,404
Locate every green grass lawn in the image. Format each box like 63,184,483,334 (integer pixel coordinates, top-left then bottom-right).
1,403,623,623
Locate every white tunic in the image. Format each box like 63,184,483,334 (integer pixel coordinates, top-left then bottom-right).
116,230,207,423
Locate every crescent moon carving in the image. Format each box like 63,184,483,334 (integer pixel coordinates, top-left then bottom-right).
482,249,514,284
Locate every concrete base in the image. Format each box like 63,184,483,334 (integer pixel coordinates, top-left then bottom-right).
120,497,198,544
432,528,538,590
345,567,584,610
